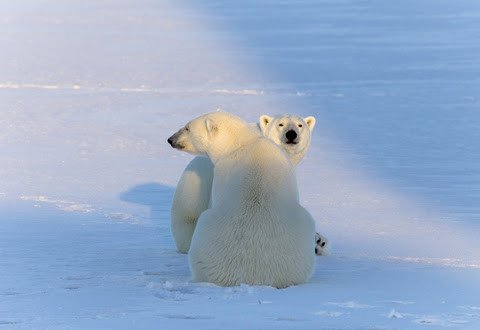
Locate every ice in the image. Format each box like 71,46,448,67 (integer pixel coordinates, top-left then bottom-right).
1,0,480,328
387,309,404,319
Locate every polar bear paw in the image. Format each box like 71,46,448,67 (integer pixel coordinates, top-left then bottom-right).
315,232,329,256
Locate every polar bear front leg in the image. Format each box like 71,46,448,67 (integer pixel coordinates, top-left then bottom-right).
171,156,214,253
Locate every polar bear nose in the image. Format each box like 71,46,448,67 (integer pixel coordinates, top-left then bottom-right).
167,137,173,145
286,129,297,142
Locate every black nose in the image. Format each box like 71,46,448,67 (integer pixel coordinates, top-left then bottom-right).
167,137,173,145
286,129,297,141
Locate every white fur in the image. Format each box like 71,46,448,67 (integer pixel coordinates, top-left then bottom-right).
315,232,329,256
170,114,321,254
168,111,315,288
170,156,213,253
259,114,315,166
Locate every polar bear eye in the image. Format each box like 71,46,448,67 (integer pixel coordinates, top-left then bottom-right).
298,124,303,127
279,123,284,127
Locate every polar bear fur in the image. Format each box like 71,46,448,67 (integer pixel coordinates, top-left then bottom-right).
171,114,318,254
168,111,316,288
315,232,329,256
170,156,213,253
259,114,316,166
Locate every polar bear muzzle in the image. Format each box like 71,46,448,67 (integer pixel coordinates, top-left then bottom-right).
167,130,185,150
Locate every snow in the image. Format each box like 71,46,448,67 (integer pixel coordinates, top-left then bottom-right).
1,0,480,328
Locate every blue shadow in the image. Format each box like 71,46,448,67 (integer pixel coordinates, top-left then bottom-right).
120,183,175,226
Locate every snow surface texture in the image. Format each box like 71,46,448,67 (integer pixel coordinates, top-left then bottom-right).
1,0,480,328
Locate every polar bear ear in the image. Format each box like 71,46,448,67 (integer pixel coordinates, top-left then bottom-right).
259,115,273,132
205,118,218,134
304,116,316,130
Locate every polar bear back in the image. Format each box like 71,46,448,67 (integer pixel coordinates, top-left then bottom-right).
210,138,298,209
190,203,315,288
189,137,315,288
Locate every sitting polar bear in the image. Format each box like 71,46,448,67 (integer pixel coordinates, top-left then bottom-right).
171,113,328,255
168,111,316,288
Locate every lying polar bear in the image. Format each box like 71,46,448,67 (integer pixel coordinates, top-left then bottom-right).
168,111,316,287
171,113,328,255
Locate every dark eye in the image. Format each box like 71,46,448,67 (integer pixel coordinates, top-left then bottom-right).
279,123,284,127
185,126,190,132
298,124,303,127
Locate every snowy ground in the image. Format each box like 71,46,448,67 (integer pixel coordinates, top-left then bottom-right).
1,0,480,328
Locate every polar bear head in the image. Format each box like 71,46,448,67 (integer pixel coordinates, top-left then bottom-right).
168,111,260,162
259,114,316,165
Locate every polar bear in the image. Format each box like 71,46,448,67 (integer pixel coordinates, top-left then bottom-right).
171,114,325,255
258,114,316,166
167,111,316,288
